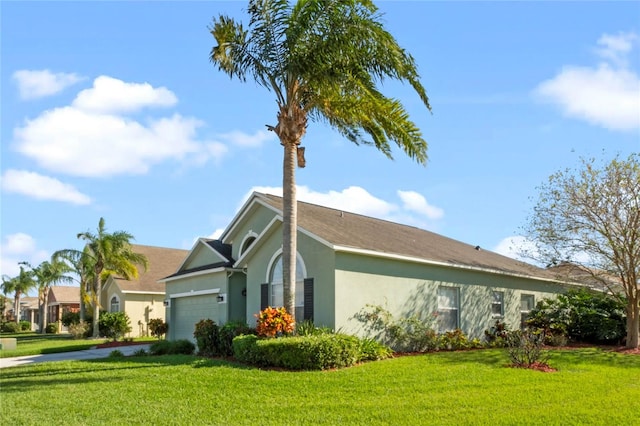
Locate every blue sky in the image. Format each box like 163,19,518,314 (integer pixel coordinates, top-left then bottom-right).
1,1,639,292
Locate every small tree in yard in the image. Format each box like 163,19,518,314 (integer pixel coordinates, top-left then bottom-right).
148,318,168,340
99,312,132,341
523,154,639,349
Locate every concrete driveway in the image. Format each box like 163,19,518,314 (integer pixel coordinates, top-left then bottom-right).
0,344,152,369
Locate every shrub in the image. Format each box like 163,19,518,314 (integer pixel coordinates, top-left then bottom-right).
218,321,255,356
255,307,294,338
440,329,473,351
45,322,58,334
108,350,124,358
1,322,20,333
358,337,394,361
507,329,550,368
61,311,80,327
149,339,195,355
484,319,511,348
233,333,363,370
19,320,31,331
98,312,131,341
296,320,333,336
526,289,626,345
193,319,219,357
68,321,90,339
132,348,148,357
353,304,439,352
148,319,168,339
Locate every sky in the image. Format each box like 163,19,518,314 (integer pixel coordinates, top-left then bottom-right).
1,1,639,296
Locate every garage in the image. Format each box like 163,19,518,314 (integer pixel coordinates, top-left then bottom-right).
172,293,219,342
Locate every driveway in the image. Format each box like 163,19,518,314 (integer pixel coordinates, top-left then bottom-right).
0,344,152,369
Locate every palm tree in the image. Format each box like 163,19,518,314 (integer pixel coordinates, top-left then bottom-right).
209,0,431,321
55,218,148,338
1,266,37,324
21,258,74,333
55,246,96,323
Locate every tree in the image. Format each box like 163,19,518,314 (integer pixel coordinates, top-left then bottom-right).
55,246,96,323
523,153,639,349
20,258,74,333
55,218,148,338
209,0,430,322
1,266,36,324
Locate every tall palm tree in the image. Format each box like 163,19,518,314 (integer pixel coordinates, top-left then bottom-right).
1,266,37,324
21,258,74,333
210,0,431,321
55,218,148,338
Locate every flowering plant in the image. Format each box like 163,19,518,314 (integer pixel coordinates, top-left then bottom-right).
255,306,295,337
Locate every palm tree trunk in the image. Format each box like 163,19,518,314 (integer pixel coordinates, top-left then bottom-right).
42,288,50,334
14,291,21,324
282,141,297,321
91,277,101,338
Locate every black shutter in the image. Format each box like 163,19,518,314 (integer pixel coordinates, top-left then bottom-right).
303,278,314,321
260,283,269,310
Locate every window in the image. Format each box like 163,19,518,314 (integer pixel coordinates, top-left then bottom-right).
269,254,305,320
520,294,535,328
437,287,459,333
491,291,504,317
110,296,120,313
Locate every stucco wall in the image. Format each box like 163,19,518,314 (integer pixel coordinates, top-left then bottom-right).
123,293,165,337
334,252,567,339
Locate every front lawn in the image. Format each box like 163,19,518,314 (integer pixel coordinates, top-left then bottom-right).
1,348,638,425
0,334,154,358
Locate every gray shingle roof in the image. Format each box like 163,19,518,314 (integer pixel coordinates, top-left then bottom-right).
256,192,558,281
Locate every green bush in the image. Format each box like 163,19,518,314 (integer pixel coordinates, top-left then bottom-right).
45,322,58,334
358,337,394,361
218,321,255,356
440,329,474,351
296,320,334,336
232,333,364,370
149,339,195,355
526,289,626,344
1,322,20,333
507,329,550,368
61,311,80,327
193,319,219,357
98,312,131,341
19,320,31,331
353,304,439,352
148,318,168,339
484,319,511,348
68,321,90,339
108,350,125,358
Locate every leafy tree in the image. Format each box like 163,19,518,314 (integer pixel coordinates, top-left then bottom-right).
55,217,148,338
209,0,431,322
1,266,36,324
20,258,74,333
524,154,639,348
99,311,132,341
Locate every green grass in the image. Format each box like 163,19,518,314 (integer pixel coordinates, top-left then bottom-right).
1,348,638,425
0,334,155,357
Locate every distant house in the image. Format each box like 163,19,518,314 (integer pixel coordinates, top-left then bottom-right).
19,297,40,331
100,244,189,337
47,286,80,331
162,192,580,342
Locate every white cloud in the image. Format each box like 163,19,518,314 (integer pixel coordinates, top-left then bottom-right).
72,75,177,114
0,233,49,278
12,69,84,100
1,169,91,205
534,31,640,132
11,75,232,177
219,130,275,148
397,190,444,220
493,236,539,262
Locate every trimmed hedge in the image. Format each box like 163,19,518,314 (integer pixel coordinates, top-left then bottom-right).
232,333,375,370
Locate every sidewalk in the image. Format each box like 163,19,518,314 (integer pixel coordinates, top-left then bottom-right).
0,344,152,369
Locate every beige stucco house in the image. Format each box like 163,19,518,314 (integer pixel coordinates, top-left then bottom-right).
162,192,579,342
101,244,189,337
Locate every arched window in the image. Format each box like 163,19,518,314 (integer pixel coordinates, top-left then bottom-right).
269,253,305,320
110,296,120,313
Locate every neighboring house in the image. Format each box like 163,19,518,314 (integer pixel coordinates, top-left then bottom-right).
48,286,80,331
19,297,40,331
100,244,189,337
162,192,580,342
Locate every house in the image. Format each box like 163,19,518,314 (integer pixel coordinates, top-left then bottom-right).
162,192,578,342
100,244,189,337
47,286,80,331
19,297,40,331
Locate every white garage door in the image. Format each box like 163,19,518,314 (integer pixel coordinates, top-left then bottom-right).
173,294,218,342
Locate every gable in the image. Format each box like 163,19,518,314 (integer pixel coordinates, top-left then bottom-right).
178,239,229,271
